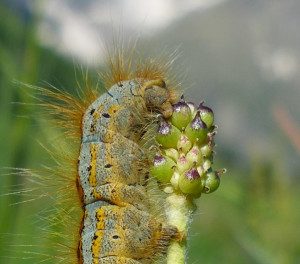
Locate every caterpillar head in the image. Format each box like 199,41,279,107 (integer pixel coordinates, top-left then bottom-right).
143,79,175,119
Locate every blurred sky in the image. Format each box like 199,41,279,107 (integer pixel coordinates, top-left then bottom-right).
3,0,300,175
30,0,227,62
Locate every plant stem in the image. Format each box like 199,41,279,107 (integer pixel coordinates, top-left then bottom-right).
166,193,194,264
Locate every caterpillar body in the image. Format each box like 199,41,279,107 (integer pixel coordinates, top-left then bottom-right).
78,78,181,263
8,44,184,264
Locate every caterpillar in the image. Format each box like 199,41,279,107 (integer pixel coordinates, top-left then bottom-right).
4,43,183,264
77,79,182,263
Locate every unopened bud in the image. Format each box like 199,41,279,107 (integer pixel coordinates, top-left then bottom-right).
185,112,208,143
177,133,192,153
203,170,220,194
156,118,181,149
178,167,204,195
177,153,190,173
197,159,211,176
170,96,192,130
186,145,203,165
200,140,214,158
164,148,179,161
150,154,176,183
197,102,214,129
187,102,196,114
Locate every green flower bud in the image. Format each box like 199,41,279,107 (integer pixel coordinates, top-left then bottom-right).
177,133,192,153
178,167,204,194
203,171,220,193
156,118,181,149
203,159,212,170
186,145,203,165
203,169,226,194
177,153,190,173
164,148,179,162
170,171,180,189
197,102,214,129
170,96,192,130
150,154,176,183
185,112,208,144
200,144,212,158
197,159,212,176
200,138,215,158
187,102,196,115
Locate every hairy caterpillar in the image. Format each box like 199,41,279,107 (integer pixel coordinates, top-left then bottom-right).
78,79,182,263
4,43,184,264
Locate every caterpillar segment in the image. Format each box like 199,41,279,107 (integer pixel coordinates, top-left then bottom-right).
77,79,181,264
81,79,174,143
80,201,178,264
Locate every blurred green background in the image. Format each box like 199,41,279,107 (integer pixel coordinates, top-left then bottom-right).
0,1,299,264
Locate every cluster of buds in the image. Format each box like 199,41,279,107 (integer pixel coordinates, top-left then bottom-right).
151,97,226,197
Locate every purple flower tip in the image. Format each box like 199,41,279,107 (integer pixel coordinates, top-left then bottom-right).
185,168,200,181
173,97,189,113
158,119,172,135
197,102,213,114
187,102,195,108
153,155,166,167
179,155,187,163
191,112,207,130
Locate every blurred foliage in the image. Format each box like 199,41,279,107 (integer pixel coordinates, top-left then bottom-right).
0,2,299,264
0,4,95,263
189,157,300,264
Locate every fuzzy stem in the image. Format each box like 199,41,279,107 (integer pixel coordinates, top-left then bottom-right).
166,193,195,264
